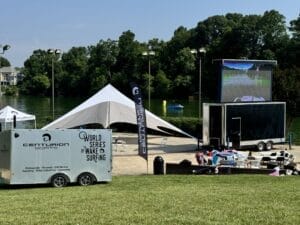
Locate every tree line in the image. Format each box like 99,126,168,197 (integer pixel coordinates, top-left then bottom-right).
5,10,300,114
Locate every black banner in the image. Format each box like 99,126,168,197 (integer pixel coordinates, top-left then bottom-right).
130,82,148,161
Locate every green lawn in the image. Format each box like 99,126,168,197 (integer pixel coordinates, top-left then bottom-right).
0,175,299,225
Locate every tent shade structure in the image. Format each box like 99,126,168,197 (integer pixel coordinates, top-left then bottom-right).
0,105,36,129
42,84,193,138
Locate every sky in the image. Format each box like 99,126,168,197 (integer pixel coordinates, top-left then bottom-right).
0,0,299,67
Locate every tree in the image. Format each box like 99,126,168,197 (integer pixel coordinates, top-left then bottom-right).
59,47,89,96
21,49,62,96
273,67,300,115
172,75,192,99
21,74,50,95
31,75,51,95
192,15,233,49
0,57,10,67
220,14,262,58
258,10,289,59
164,26,192,78
175,48,196,74
17,10,300,115
288,15,300,67
115,30,142,94
21,50,49,95
290,14,300,40
86,39,119,94
153,70,171,98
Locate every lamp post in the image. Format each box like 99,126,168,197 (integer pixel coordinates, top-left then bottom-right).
0,44,11,96
191,47,206,121
47,48,61,120
142,48,155,111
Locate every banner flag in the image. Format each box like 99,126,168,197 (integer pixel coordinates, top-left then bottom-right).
130,82,148,161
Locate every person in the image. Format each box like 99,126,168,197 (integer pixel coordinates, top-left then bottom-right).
195,151,207,165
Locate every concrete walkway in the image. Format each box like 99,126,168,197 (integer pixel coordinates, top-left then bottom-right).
111,133,300,175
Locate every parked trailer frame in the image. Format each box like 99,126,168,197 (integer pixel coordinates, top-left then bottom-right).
0,129,112,187
202,102,286,150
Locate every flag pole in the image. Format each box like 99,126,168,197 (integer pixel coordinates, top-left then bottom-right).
130,82,148,171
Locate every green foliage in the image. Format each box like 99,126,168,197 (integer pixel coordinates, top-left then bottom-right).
288,117,300,145
20,73,50,96
141,73,154,98
59,47,89,96
164,116,200,136
0,57,10,67
0,175,299,225
175,48,196,74
21,49,60,96
31,75,51,95
90,72,108,94
172,75,193,98
290,15,300,41
153,70,171,98
3,85,18,96
273,67,300,115
18,10,300,114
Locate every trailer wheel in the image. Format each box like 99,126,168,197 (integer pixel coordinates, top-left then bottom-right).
78,173,95,186
51,174,68,188
257,142,265,151
266,141,273,151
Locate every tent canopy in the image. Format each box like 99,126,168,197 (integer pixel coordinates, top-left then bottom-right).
0,105,36,129
42,84,193,138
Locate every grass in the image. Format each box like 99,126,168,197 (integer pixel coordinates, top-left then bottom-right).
289,117,300,145
0,175,299,225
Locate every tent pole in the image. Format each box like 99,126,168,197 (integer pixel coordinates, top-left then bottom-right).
108,101,110,129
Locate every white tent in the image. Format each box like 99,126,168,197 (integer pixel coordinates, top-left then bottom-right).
0,105,36,129
42,84,193,137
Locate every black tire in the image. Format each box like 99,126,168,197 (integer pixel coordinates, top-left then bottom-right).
257,142,265,151
78,173,95,186
51,174,68,188
266,141,273,151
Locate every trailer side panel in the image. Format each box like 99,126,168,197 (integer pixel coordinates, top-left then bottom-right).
0,129,112,185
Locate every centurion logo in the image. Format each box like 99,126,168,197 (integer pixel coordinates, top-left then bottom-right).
22,133,70,150
42,133,51,142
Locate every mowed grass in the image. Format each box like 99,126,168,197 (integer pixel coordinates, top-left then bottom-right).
0,175,299,225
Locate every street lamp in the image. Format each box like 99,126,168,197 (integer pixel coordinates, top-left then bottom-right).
142,48,155,111
47,48,61,120
0,44,11,96
191,47,206,121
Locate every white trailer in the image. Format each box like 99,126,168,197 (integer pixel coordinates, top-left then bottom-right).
0,129,112,187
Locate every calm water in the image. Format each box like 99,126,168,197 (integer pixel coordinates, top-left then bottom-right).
0,95,198,128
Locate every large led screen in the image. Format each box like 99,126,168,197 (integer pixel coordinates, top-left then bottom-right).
220,60,273,102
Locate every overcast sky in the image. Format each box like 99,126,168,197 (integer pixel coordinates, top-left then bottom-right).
0,0,299,67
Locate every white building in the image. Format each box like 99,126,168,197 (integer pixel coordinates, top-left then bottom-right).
0,66,23,86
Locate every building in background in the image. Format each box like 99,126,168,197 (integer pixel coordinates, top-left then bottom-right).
0,67,23,86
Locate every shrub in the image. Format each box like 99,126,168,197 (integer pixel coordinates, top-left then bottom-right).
164,116,202,137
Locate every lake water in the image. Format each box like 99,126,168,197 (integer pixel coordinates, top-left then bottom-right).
0,95,199,128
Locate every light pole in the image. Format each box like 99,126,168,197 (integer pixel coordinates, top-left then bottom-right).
47,48,61,120
142,48,155,111
191,47,206,121
0,44,11,96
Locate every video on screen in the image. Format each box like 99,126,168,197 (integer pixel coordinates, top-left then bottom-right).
221,61,272,102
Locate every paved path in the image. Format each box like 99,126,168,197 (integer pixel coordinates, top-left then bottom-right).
111,133,300,175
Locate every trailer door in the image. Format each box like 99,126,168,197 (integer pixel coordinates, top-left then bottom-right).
229,117,241,149
209,106,222,147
